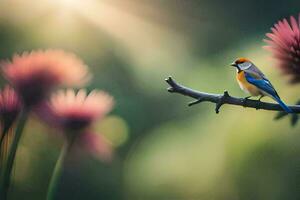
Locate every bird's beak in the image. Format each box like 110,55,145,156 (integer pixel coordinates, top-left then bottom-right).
230,62,237,67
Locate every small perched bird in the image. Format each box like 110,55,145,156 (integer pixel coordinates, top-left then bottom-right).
231,58,292,113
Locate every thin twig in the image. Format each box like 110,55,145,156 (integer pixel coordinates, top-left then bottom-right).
165,76,300,113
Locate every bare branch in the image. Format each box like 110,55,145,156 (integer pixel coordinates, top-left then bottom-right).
165,76,300,114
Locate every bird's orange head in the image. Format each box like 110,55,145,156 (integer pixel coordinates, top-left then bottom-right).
230,57,252,71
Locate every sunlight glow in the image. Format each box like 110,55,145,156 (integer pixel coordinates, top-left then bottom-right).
0,0,195,76
55,0,81,9
69,0,194,70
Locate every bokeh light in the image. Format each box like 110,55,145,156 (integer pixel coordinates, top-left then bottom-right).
96,115,129,147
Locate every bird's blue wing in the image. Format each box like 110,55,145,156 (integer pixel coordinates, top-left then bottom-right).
245,72,292,113
244,72,278,97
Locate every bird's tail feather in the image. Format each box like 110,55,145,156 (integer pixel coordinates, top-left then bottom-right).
273,96,293,113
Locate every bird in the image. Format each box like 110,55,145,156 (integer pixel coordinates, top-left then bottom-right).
230,58,292,113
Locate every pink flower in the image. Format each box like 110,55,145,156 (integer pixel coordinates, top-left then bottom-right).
37,89,114,161
0,86,22,134
1,50,91,107
264,14,300,83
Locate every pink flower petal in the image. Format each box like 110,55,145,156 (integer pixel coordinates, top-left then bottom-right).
1,50,91,107
264,13,300,84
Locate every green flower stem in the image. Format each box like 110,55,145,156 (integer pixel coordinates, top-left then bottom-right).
0,128,8,172
0,127,8,162
0,111,28,200
0,128,7,149
46,135,74,200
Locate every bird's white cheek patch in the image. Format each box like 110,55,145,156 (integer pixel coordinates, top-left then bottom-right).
239,62,251,70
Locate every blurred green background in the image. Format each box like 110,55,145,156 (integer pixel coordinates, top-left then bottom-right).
1,0,300,199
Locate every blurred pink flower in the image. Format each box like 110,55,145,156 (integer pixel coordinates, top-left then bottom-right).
1,50,91,107
264,14,300,83
37,89,114,161
78,131,113,162
0,86,22,134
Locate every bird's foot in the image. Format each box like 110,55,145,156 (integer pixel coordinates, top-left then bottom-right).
258,95,264,102
256,100,262,110
256,95,264,110
242,96,251,107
